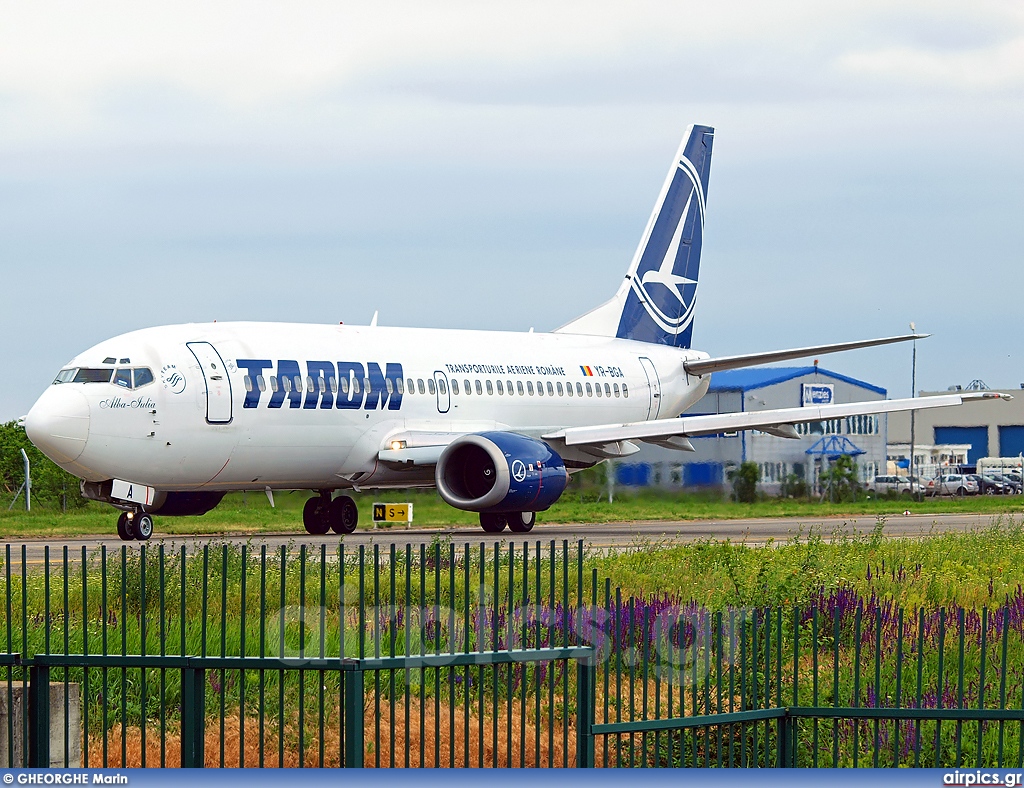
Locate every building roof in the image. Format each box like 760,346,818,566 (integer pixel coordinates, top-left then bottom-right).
708,366,887,396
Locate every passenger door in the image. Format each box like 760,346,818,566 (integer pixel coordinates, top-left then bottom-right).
638,357,661,420
187,342,233,424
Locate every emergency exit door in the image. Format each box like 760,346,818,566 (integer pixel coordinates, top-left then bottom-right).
187,342,234,424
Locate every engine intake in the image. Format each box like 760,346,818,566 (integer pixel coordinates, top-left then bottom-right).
436,432,568,513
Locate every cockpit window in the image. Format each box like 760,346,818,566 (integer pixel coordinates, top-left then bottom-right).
114,368,132,388
53,368,78,384
73,368,114,384
133,368,154,388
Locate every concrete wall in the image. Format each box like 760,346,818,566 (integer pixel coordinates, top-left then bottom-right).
0,683,81,768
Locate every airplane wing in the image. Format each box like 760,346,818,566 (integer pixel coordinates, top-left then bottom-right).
542,391,1010,447
684,334,928,377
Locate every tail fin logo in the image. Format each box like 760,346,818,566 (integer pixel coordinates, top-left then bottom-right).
635,161,704,329
615,126,713,348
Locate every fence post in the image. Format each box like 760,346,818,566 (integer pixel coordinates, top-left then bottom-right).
577,657,595,768
27,665,49,767
343,667,364,768
181,667,206,768
776,710,797,768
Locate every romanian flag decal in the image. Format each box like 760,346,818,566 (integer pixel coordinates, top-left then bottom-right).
580,365,594,376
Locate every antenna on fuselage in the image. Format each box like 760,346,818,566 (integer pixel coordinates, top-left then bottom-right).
370,311,379,327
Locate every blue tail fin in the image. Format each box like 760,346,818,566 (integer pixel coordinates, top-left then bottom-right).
615,125,714,347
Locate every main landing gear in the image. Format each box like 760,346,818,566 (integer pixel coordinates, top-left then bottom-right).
303,492,359,535
116,510,154,542
479,511,535,534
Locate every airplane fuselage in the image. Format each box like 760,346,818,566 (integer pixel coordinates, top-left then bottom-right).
29,321,712,494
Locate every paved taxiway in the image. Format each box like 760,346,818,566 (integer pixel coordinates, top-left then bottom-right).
4,511,1011,564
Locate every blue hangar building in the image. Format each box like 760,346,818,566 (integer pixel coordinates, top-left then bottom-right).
616,366,887,494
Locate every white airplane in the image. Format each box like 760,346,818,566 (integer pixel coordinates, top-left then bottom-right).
23,125,1008,541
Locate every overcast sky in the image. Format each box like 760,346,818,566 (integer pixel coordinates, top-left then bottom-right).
2,1,1023,421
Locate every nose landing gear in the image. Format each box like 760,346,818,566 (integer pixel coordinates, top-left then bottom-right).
116,510,154,542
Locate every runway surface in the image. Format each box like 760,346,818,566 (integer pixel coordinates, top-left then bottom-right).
3,511,1010,564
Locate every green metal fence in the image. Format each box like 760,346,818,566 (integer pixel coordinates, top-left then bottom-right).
1,540,1023,768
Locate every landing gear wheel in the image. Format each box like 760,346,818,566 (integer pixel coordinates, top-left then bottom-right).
328,495,359,534
134,514,154,541
480,513,507,533
303,497,331,535
507,511,536,533
116,512,134,541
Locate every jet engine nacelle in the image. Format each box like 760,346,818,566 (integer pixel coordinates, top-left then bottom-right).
435,432,568,513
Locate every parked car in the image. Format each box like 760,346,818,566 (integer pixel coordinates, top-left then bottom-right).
966,474,1011,495
990,473,1022,494
925,474,979,496
867,475,925,497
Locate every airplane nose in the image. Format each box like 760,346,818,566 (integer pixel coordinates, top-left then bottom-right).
24,386,91,464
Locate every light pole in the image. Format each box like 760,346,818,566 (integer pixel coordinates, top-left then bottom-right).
909,322,917,491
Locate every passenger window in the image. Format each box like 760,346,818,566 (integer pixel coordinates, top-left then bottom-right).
363,378,371,395
595,383,603,397
329,377,337,394
418,379,426,394
306,376,315,392
385,378,394,395
486,380,493,395
464,379,471,394
586,382,593,397
352,378,361,395
475,380,483,395
114,369,132,389
566,382,573,397
270,376,279,392
622,384,628,398
282,376,292,393
257,375,266,392
507,380,514,394
576,382,583,397
496,380,504,395
452,380,460,395
546,381,554,396
613,383,620,397
536,381,544,396
430,379,438,395
517,381,525,395
340,378,349,395
405,378,413,394
557,382,563,396
134,368,154,387
604,383,611,397
527,381,534,395
243,375,253,393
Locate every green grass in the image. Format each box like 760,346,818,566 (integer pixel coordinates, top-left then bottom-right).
5,523,1024,766
2,486,1023,538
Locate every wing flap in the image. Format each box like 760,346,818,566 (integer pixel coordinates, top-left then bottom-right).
544,392,1009,447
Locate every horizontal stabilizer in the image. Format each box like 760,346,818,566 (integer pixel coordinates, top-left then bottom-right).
684,334,929,377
